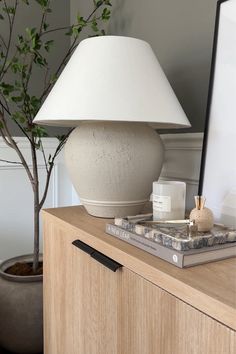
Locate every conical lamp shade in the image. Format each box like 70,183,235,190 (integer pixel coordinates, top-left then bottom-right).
34,36,190,129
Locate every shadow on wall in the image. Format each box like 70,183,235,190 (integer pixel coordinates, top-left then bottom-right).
107,0,218,133
108,0,132,34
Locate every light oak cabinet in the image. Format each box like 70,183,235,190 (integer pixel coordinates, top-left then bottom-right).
43,206,236,354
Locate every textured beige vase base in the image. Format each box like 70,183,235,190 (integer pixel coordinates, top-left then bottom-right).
81,200,147,218
65,122,164,217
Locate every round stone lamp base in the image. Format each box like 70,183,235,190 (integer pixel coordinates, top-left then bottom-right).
65,122,164,218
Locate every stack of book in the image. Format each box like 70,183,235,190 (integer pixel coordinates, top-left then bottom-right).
106,215,236,268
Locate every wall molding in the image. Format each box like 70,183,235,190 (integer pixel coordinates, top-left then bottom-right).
161,132,203,150
0,164,58,206
0,137,59,150
0,133,203,191
0,133,203,150
0,133,203,200
0,133,203,260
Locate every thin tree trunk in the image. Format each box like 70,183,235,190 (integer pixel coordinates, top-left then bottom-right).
31,140,40,273
33,186,40,273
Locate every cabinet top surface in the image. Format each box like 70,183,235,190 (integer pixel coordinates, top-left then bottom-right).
43,206,236,330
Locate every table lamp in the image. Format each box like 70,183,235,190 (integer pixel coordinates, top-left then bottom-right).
34,36,190,217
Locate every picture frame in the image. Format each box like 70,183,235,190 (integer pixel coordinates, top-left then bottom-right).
199,0,236,228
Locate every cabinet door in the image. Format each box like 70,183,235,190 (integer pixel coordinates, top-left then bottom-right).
119,268,236,354
44,218,236,354
44,221,121,354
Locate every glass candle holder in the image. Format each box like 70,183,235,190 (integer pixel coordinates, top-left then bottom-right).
153,181,186,220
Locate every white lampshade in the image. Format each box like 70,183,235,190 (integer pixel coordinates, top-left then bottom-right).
34,36,190,129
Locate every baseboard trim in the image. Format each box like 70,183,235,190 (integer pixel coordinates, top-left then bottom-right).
0,137,58,149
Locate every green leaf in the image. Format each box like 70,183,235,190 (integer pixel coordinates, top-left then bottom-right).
12,111,27,124
35,0,50,8
11,96,23,103
76,11,81,23
26,27,37,38
30,33,42,51
102,8,111,20
3,7,16,15
96,1,103,7
43,22,49,31
0,82,15,96
104,0,112,6
31,125,48,138
65,27,73,36
18,35,24,44
49,73,57,84
91,20,99,32
33,53,47,67
77,16,86,26
30,96,41,110
72,26,82,36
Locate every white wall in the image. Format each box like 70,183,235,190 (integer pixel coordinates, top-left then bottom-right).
0,133,202,262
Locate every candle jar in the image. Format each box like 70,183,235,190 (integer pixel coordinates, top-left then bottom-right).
153,181,186,220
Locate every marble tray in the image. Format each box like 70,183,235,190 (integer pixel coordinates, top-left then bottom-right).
114,216,236,251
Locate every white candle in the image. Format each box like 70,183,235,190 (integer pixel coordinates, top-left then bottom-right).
153,181,186,220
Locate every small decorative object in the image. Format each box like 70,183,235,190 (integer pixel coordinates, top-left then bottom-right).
199,0,236,228
153,181,186,220
190,196,214,232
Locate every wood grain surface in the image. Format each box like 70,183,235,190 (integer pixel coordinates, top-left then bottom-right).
43,206,236,333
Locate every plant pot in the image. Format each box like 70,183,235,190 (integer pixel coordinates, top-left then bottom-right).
0,255,43,354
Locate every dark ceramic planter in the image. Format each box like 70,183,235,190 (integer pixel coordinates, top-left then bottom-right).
0,255,43,354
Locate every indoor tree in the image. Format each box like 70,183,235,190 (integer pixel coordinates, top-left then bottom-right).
0,0,112,272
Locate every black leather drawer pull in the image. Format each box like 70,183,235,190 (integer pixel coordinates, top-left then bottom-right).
72,240,95,255
72,240,122,272
91,251,122,272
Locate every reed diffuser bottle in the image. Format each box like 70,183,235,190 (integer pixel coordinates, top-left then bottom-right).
190,196,214,232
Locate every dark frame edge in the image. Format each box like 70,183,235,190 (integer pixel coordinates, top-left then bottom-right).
198,0,229,195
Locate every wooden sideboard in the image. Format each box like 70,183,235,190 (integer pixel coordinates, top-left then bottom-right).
43,206,236,354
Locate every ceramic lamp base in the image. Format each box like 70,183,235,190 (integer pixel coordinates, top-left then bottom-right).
65,121,164,218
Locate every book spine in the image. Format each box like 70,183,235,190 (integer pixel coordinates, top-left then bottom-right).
106,224,184,268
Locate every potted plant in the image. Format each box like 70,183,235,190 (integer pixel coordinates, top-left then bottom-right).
0,0,112,353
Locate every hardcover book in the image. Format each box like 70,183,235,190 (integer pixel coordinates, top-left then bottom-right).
106,221,236,268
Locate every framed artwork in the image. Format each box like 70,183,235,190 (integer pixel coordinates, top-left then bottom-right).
199,0,236,228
